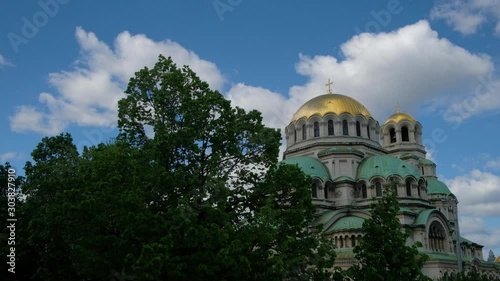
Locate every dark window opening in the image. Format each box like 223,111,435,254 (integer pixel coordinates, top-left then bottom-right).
311,183,317,198
406,180,412,196
375,182,382,197
402,126,409,142
356,121,361,136
342,120,349,135
302,125,306,140
417,185,421,197
324,185,328,199
328,120,334,135
362,184,367,198
367,125,371,139
390,128,396,143
294,130,297,142
314,122,320,137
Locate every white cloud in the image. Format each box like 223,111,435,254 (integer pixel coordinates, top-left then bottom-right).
227,20,497,130
443,168,500,257
485,157,500,170
0,54,13,67
443,169,500,217
431,0,500,36
459,216,500,258
0,152,22,163
10,27,225,135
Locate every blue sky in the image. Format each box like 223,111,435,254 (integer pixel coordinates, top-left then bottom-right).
1,0,500,257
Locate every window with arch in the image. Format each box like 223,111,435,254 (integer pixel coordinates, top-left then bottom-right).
367,125,371,139
406,180,412,196
417,185,421,197
313,122,320,137
356,121,361,136
351,235,356,247
429,221,446,252
328,120,334,135
294,129,297,142
324,184,328,199
390,128,396,143
302,125,306,140
375,182,382,197
342,120,349,135
402,126,409,142
311,183,317,198
362,184,367,198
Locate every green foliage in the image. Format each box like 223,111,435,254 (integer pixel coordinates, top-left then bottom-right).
18,55,338,281
349,182,430,281
438,271,500,281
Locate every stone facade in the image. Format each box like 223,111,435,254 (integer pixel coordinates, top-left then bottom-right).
282,93,500,279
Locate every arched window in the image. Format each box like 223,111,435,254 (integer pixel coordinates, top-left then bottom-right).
421,166,425,175
390,128,396,143
356,121,361,136
339,237,344,248
367,125,371,139
311,183,317,198
324,184,329,199
294,129,297,142
362,184,367,198
302,125,306,140
406,180,412,196
417,185,421,197
375,182,382,197
351,235,356,247
429,221,446,252
328,120,334,135
314,122,320,137
402,126,409,142
342,120,349,135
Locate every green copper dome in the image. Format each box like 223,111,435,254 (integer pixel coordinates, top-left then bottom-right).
327,216,365,232
425,177,452,196
282,156,331,181
357,155,421,181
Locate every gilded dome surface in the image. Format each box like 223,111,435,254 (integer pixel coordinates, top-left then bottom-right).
385,112,416,124
291,94,372,122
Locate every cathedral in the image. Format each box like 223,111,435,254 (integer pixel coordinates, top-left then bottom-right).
281,86,500,279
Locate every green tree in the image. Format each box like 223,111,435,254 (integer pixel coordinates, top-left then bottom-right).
19,55,339,281
349,183,430,281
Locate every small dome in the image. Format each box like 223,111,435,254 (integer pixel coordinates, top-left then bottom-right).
356,155,421,181
385,112,416,124
327,216,365,232
495,256,500,263
425,177,452,196
291,94,372,122
282,156,331,181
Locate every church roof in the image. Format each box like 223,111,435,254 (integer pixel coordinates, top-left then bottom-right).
291,93,372,122
425,177,452,196
326,216,365,232
281,156,331,181
384,112,416,124
419,158,436,166
356,155,421,181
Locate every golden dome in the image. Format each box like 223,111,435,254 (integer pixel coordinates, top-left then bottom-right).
291,94,372,122
384,112,416,124
495,256,500,263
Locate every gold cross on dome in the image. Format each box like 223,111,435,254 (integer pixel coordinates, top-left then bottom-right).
326,78,333,94
396,101,400,113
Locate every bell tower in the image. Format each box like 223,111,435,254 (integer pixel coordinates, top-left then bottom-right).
380,111,426,159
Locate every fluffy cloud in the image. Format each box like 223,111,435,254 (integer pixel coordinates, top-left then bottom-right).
229,20,496,128
0,152,22,163
0,54,13,67
443,169,500,256
485,157,500,170
443,169,500,217
431,0,500,36
10,27,225,135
